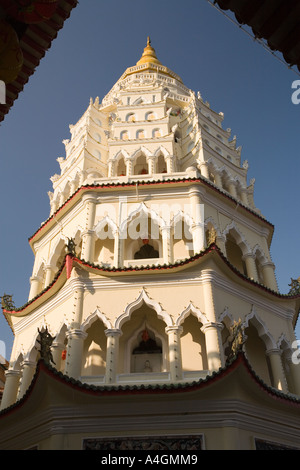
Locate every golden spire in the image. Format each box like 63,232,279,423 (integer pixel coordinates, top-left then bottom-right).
136,36,162,66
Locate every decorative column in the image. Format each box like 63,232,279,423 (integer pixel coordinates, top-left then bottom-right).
44,264,55,288
266,348,288,393
261,261,278,292
165,155,175,173
228,178,237,198
64,280,86,379
243,253,259,282
147,156,156,175
165,326,183,381
28,275,41,301
201,322,224,371
161,226,172,264
198,162,210,179
0,369,22,410
105,329,122,384
125,158,133,177
215,233,227,255
81,195,97,262
189,187,205,254
214,171,223,188
17,360,36,400
287,358,300,396
108,159,115,177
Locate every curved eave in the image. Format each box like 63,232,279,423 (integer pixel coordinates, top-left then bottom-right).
3,244,299,327
0,0,78,122
28,176,274,249
1,352,300,420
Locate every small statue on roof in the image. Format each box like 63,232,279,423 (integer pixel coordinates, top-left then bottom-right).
1,294,15,311
37,327,56,366
66,237,76,256
226,319,246,363
288,278,300,295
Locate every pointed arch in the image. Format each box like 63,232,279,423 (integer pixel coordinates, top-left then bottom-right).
176,303,207,326
115,289,173,330
222,221,251,255
120,202,166,237
244,306,276,350
82,308,112,333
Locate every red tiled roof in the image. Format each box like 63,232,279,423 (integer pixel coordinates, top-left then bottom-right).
215,0,300,72
0,0,78,122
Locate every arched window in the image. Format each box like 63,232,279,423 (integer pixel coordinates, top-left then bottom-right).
152,128,161,138
126,113,136,122
136,129,145,139
121,130,129,140
133,154,148,175
225,232,247,275
145,111,156,121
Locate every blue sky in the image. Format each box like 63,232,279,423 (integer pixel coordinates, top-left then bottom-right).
0,0,299,359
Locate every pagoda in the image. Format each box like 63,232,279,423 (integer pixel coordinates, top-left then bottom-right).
0,39,300,451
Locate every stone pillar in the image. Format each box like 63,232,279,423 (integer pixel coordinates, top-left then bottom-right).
165,155,175,173
161,226,172,264
243,253,259,282
199,162,210,179
147,156,156,175
108,159,115,177
81,195,97,262
126,158,133,177
105,329,122,384
215,234,227,255
113,230,121,267
65,329,87,379
28,275,41,301
81,230,96,262
202,322,224,371
228,178,237,198
214,172,223,188
64,281,86,379
287,359,300,396
17,360,36,400
189,187,205,254
261,262,278,292
44,264,55,288
0,369,22,410
266,348,288,393
166,326,183,381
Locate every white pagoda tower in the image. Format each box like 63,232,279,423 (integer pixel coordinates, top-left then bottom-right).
1,39,300,451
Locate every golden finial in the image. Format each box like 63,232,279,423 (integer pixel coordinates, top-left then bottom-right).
136,37,161,66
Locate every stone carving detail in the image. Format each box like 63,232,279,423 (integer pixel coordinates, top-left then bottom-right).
83,436,203,450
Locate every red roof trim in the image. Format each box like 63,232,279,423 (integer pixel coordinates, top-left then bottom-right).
0,353,299,420
2,244,299,321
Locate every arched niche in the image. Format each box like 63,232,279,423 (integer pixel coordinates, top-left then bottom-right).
119,302,168,375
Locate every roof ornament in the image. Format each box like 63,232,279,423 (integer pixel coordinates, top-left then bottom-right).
226,319,246,363
37,327,56,366
1,294,15,311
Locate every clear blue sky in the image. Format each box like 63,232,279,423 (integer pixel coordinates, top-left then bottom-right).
0,0,299,359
